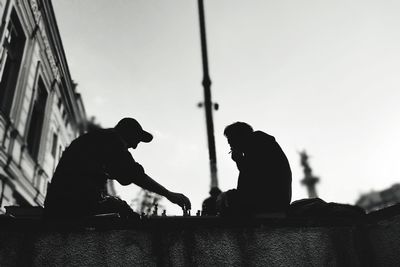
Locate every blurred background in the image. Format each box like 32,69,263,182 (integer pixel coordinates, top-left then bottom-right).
53,0,400,215
1,0,400,215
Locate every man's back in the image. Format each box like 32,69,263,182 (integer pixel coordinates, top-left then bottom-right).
237,131,292,212
44,128,128,217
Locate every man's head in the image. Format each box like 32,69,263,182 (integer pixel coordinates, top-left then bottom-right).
224,122,253,152
115,118,153,148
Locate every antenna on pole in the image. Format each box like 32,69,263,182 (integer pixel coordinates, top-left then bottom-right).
198,0,219,189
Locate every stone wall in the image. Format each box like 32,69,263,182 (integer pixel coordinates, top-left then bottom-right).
366,207,400,266
0,212,387,267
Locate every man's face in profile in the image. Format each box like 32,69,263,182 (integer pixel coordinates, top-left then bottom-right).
128,135,140,149
227,135,245,152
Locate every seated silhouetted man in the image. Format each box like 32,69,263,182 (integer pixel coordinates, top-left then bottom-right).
44,118,191,219
218,122,292,216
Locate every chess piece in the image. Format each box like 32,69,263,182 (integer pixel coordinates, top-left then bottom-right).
161,209,166,217
153,203,158,216
196,210,201,216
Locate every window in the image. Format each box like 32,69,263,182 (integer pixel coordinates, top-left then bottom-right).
62,109,67,120
0,10,26,116
57,97,62,109
58,145,63,160
27,78,48,160
51,132,58,157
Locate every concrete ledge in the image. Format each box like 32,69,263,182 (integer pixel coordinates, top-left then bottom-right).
2,205,400,266
366,206,400,267
0,215,366,230
0,214,377,266
0,220,369,266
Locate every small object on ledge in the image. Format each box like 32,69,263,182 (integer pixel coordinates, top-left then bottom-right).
5,206,44,219
152,204,158,217
92,213,120,218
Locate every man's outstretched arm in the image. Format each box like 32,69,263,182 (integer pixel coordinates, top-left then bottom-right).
132,172,191,211
109,151,191,211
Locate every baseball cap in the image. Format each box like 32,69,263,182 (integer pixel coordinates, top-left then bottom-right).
115,118,153,143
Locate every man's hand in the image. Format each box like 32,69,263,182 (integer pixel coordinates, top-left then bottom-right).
167,192,191,211
231,149,244,163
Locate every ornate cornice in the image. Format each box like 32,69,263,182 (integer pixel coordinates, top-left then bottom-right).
30,0,60,82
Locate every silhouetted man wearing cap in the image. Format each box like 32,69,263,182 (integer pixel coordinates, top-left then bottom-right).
218,122,292,216
44,118,191,219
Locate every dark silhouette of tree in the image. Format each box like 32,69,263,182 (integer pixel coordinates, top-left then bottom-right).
131,189,164,215
86,116,102,132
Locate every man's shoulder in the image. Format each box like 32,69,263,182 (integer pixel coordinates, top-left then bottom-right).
95,128,126,149
71,128,122,149
83,128,119,141
252,131,276,143
247,131,279,154
89,127,115,136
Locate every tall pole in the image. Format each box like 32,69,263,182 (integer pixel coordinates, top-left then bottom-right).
198,0,218,188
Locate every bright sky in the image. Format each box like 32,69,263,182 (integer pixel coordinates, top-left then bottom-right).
53,0,400,215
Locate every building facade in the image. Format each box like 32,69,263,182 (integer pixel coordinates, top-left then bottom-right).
0,0,86,212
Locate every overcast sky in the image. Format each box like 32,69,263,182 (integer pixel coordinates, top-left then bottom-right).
52,0,400,215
